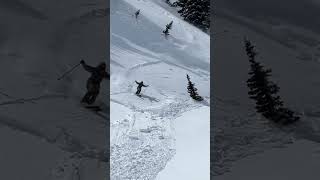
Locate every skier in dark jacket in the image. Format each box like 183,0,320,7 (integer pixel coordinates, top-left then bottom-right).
135,80,148,95
80,60,109,104
135,9,140,18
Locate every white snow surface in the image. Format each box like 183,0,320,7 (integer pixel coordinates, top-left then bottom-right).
213,7,320,178
156,107,210,180
215,140,320,180
110,0,210,179
0,0,108,179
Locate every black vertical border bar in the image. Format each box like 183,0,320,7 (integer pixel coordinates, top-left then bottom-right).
210,0,214,179
106,0,111,179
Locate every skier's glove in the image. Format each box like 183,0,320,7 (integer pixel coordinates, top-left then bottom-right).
80,60,85,64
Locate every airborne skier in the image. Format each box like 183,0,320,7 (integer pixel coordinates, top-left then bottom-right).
135,80,148,96
80,60,110,104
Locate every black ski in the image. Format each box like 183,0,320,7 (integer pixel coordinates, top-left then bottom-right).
85,105,102,111
82,105,107,122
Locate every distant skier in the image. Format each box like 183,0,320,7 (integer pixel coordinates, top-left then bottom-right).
80,60,110,104
163,21,173,36
163,27,169,35
135,80,148,95
135,9,140,19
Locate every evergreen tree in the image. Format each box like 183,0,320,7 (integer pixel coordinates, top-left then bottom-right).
165,0,177,7
176,0,210,31
187,74,203,101
166,21,173,30
162,21,173,36
245,39,299,124
175,0,188,8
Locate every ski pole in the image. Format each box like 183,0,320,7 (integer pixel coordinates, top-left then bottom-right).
57,63,81,80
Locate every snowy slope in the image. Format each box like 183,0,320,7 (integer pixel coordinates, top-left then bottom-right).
155,107,210,180
213,8,320,178
215,140,320,180
0,0,108,179
110,0,210,179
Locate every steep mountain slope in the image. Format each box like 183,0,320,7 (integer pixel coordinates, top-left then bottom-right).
213,7,320,178
0,0,108,179
110,0,210,179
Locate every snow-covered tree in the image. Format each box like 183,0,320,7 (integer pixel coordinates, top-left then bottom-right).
187,74,203,101
165,0,177,7
175,0,188,8
245,39,299,124
176,0,210,32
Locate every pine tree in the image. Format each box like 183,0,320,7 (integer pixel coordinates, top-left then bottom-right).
175,0,188,8
166,21,173,30
163,21,173,36
187,74,203,101
245,39,299,124
165,0,177,7
176,0,210,32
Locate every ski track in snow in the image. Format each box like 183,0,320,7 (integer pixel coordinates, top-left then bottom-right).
110,0,209,179
111,93,204,179
0,98,108,162
0,0,109,178
0,96,108,179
